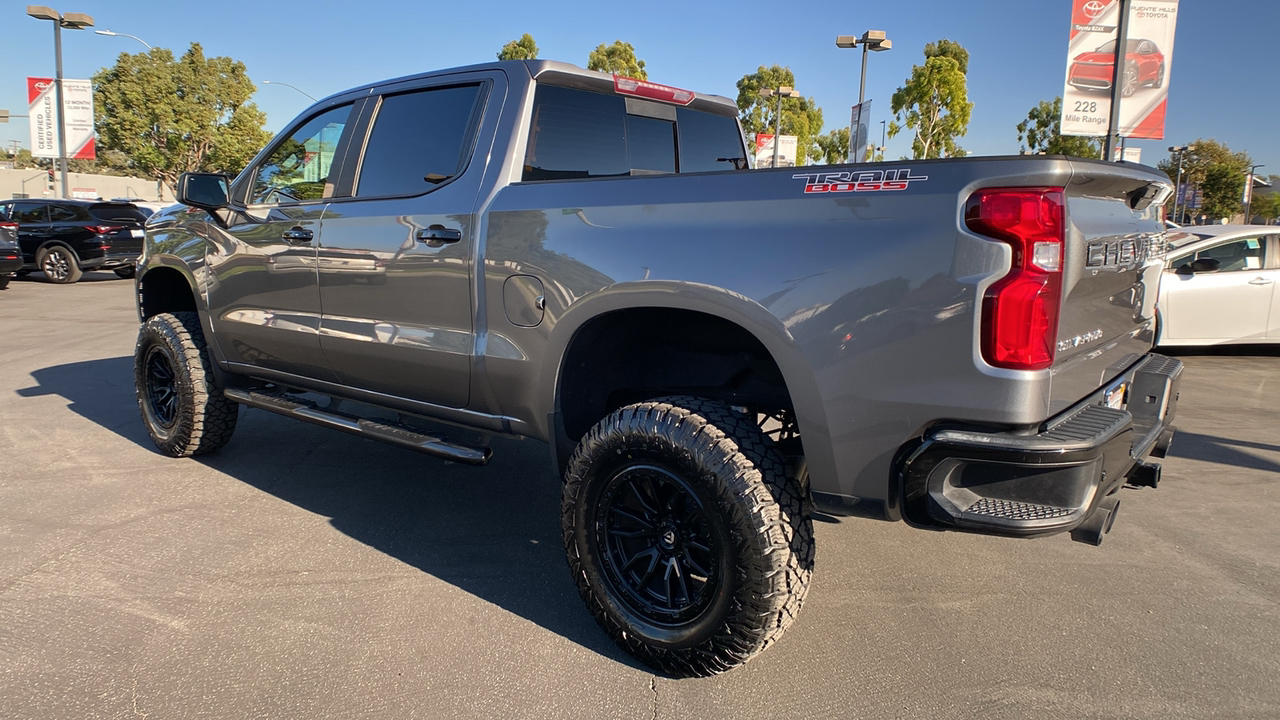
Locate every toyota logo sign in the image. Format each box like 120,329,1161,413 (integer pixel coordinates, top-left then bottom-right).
1082,0,1108,18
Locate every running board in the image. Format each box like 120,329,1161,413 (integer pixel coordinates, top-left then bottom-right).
224,388,491,465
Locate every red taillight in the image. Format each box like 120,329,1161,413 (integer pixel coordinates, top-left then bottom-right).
965,187,1065,370
612,75,695,106
0,221,17,230
86,225,124,234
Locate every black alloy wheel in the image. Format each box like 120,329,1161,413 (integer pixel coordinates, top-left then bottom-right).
133,311,239,457
563,396,814,677
596,464,721,625
142,346,179,429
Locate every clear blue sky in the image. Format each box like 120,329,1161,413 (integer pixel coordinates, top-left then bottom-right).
2,0,1276,174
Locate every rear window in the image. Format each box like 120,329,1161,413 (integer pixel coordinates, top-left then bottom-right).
522,84,745,181
89,204,148,223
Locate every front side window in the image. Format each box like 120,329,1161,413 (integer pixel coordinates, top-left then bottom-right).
11,202,48,223
1172,237,1268,273
355,84,484,198
251,104,353,205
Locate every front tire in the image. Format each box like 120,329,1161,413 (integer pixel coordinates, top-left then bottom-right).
562,397,814,677
37,245,82,284
1121,62,1139,97
134,311,238,457
114,265,136,279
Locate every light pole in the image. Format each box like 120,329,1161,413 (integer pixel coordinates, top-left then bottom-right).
758,86,799,168
94,29,151,50
1168,145,1194,223
880,120,886,160
1244,163,1265,223
836,30,891,163
27,6,94,199
263,80,318,102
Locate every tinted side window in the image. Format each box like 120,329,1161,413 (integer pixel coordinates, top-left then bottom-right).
356,84,483,198
676,108,747,173
251,104,353,205
12,202,49,223
524,85,628,181
90,204,148,223
49,204,94,223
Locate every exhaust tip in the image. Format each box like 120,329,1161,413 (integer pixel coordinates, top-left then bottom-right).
1070,495,1121,546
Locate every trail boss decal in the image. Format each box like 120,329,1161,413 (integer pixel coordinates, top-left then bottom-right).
792,168,929,194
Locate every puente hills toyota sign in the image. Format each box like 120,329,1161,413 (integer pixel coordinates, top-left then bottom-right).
1060,0,1179,140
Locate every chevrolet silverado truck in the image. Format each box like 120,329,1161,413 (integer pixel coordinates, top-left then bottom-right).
132,59,1181,677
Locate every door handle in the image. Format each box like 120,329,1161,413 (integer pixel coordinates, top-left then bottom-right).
1249,277,1273,286
415,225,462,247
281,227,313,245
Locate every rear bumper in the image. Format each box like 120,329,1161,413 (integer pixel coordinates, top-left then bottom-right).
899,353,1182,538
0,251,21,274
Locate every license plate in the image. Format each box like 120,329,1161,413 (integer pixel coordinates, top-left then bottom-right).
131,229,144,238
1105,382,1127,410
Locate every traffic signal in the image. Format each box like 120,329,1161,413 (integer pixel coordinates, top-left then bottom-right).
47,168,54,183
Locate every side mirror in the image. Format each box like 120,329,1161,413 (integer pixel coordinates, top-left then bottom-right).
176,173,231,211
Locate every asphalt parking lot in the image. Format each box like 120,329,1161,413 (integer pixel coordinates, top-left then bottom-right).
1,273,1277,719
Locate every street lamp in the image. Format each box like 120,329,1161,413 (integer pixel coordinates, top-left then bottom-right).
94,29,151,50
263,80,318,102
836,30,891,163
1244,163,1265,223
1168,145,1194,224
26,5,94,199
759,86,799,168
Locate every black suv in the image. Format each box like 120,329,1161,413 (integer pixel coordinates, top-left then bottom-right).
0,199,149,283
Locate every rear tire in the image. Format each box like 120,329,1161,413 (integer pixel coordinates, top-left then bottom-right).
562,396,814,677
114,266,136,279
134,311,238,457
37,245,82,284
0,275,9,290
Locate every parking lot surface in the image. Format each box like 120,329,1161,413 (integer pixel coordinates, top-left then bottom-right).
1,274,1278,719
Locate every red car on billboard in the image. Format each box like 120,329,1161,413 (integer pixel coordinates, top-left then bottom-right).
1068,38,1165,97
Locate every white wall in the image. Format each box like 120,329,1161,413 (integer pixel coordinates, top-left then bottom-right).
0,168,173,202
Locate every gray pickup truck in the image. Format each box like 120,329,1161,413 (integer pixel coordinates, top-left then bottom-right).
133,59,1181,677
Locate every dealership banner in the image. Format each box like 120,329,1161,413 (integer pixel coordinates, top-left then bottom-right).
847,100,872,163
755,134,798,168
1060,0,1178,139
27,77,96,160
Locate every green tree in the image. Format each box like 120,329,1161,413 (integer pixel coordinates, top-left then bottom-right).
93,43,272,191
736,65,824,166
497,33,539,61
1016,97,1100,158
1156,139,1251,221
815,127,850,164
1249,189,1280,223
587,41,647,79
888,39,973,159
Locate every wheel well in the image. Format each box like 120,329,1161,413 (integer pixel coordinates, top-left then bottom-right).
138,267,198,319
557,308,796,444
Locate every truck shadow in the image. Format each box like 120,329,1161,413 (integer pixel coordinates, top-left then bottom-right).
17,355,644,671
1168,430,1280,475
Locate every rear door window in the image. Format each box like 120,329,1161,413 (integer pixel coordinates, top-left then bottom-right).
355,84,485,198
49,204,94,223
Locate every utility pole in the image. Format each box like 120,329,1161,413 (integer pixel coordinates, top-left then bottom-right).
1103,0,1131,162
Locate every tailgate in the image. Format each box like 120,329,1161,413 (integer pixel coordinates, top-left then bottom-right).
1050,161,1171,415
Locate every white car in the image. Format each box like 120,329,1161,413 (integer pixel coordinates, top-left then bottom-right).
1157,225,1280,346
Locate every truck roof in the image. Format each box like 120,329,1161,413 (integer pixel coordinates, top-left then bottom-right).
317,59,741,118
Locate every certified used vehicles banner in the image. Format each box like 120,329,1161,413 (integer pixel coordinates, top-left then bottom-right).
1059,0,1179,140
27,77,97,159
